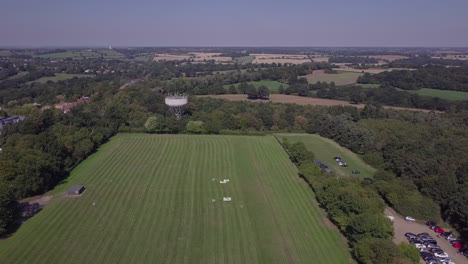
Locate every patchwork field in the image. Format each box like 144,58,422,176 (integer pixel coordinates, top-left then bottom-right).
224,80,289,93
276,134,376,178
300,70,363,86
408,88,468,101
36,50,124,59
252,54,311,64
27,73,94,84
200,94,438,113
0,134,353,264
153,53,233,62
235,55,254,63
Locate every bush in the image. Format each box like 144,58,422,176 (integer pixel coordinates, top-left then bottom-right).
398,243,420,264
354,238,411,264
185,121,206,134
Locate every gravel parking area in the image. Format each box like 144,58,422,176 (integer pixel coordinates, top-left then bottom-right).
385,207,466,264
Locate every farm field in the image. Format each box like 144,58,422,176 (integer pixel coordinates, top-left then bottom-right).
252,54,310,64
27,73,94,84
407,88,468,101
358,83,381,88
235,55,254,63
36,50,122,59
224,80,289,93
0,134,353,264
276,134,376,178
0,50,13,57
200,94,438,113
300,70,363,86
2,71,29,81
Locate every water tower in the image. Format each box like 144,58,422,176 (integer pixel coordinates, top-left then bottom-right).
165,94,188,120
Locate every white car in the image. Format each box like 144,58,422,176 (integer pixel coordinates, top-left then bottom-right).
414,243,426,249
405,216,416,221
434,252,449,258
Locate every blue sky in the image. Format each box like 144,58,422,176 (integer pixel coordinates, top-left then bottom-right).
1,0,467,47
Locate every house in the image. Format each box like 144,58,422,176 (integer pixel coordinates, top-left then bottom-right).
67,185,86,196
0,115,25,129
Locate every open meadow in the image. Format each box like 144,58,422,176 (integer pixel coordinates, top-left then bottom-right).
224,80,288,93
276,134,376,178
300,70,363,86
0,134,353,264
407,88,468,101
27,73,94,84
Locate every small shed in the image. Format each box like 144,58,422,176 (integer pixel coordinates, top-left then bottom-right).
68,185,85,196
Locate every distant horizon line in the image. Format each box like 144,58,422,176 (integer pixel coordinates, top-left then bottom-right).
1,45,468,50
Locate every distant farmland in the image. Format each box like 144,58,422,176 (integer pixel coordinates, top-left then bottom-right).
224,80,289,93
0,134,353,264
36,50,124,59
408,88,468,101
27,73,94,84
300,70,363,86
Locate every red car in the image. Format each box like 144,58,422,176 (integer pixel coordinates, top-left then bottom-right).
452,242,462,248
434,227,444,233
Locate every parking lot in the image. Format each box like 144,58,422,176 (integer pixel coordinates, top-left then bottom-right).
385,208,466,264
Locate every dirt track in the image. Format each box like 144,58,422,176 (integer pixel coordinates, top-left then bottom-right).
200,94,439,113
385,208,466,264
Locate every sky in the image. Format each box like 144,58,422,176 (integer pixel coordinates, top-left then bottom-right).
1,0,467,47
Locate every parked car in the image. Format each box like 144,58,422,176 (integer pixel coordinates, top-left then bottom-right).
441,231,452,238
405,216,416,221
352,170,360,174
433,251,449,258
414,243,426,249
426,221,437,227
447,235,458,241
409,238,422,244
405,232,417,239
434,227,445,233
333,156,341,160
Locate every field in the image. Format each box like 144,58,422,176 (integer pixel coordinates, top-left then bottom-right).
27,73,94,84
224,80,289,93
0,50,13,57
130,53,153,61
300,70,363,86
153,53,233,62
235,55,254,63
2,71,29,81
200,94,439,113
0,134,353,264
252,54,310,64
36,50,123,59
276,134,376,178
335,67,414,74
408,88,468,101
358,83,381,88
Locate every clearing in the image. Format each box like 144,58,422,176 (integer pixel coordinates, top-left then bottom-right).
300,70,363,86
0,134,353,264
224,80,289,93
276,134,376,178
27,73,94,84
407,88,468,101
200,94,439,113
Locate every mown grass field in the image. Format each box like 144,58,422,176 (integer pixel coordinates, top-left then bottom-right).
408,88,468,101
301,70,363,86
235,55,254,63
225,80,289,93
27,73,94,84
0,134,353,264
358,83,381,88
277,134,376,178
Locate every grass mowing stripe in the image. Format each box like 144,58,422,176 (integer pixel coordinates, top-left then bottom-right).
0,135,353,264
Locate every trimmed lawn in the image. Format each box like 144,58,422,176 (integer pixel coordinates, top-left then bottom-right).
27,73,94,84
276,133,376,178
0,134,353,264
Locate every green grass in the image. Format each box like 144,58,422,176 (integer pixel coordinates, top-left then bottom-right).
36,50,123,59
0,50,13,57
0,134,353,264
235,55,254,63
359,83,381,88
302,71,363,86
3,71,29,81
407,88,468,101
130,53,153,61
225,80,289,93
27,73,94,84
276,134,376,178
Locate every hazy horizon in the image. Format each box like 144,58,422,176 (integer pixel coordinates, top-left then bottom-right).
1,0,468,47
